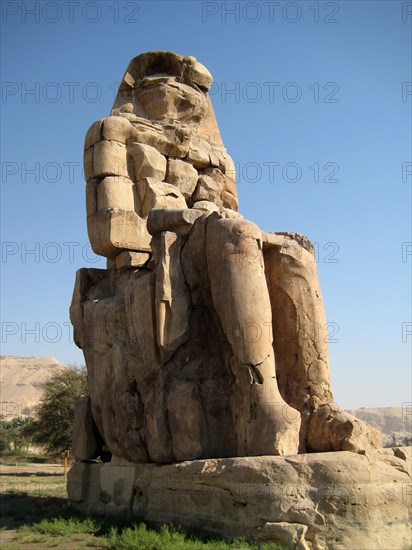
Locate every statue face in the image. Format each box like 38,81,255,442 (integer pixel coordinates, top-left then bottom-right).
134,76,207,124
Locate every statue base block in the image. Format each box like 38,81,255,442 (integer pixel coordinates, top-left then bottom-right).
67,447,411,550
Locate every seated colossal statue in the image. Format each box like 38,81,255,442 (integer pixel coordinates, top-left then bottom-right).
70,51,381,463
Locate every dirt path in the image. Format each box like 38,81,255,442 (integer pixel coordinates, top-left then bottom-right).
1,463,65,476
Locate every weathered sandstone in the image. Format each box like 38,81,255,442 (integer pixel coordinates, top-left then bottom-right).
68,447,412,550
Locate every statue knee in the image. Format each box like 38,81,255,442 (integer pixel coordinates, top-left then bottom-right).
207,216,263,264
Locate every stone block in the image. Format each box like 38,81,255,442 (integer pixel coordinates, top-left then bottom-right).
186,137,211,169
85,179,98,216
84,119,103,149
152,231,191,362
167,381,204,460
128,142,167,182
222,155,237,196
68,449,412,550
147,208,204,236
87,209,151,259
166,158,198,198
101,115,136,143
132,120,191,159
115,251,151,270
67,461,101,504
221,190,238,211
193,167,225,205
100,462,139,511
140,179,187,217
84,146,94,183
97,176,136,212
69,268,109,348
71,396,103,461
93,140,129,179
124,270,158,371
191,200,219,212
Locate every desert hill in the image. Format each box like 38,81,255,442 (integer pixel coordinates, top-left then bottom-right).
346,407,411,446
0,355,69,418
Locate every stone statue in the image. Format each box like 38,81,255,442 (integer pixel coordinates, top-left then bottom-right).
70,51,381,463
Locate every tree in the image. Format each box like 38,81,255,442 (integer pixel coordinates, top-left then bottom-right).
0,416,34,453
23,366,87,456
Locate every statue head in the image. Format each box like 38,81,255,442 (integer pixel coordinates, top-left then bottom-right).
112,51,224,146
112,51,212,125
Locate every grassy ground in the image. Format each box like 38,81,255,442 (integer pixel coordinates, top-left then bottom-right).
0,461,284,550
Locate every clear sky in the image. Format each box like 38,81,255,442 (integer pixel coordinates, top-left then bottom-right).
1,0,411,409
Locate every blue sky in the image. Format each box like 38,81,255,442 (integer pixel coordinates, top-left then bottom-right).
1,0,411,409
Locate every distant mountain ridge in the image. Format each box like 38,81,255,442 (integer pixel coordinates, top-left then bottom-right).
0,357,410,446
346,407,411,446
0,355,69,418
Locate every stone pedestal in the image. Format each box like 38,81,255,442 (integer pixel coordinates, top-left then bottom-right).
68,447,412,550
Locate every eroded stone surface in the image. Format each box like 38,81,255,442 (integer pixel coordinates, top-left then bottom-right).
193,167,226,205
166,158,198,199
72,51,381,466
115,251,151,270
68,448,412,550
71,396,103,461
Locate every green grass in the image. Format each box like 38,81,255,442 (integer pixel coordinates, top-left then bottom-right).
2,507,284,549
105,523,282,550
9,515,104,548
1,487,285,550
6,515,283,549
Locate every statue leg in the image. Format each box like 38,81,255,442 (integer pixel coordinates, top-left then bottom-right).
204,215,300,456
264,235,381,452
263,237,332,452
